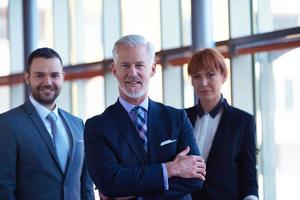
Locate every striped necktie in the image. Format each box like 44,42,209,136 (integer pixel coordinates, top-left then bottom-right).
130,106,148,151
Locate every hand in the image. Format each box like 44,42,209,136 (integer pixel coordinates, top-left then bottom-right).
98,190,135,200
166,146,206,180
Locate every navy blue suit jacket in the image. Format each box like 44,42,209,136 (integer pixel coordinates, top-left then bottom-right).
185,100,258,200
84,99,203,200
0,101,95,200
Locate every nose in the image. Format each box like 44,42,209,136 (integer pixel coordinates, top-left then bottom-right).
43,76,52,85
200,77,208,86
128,65,138,76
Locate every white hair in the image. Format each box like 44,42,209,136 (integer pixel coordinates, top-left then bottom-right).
112,34,155,63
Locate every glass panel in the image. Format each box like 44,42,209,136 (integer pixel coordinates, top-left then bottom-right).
71,77,105,121
149,64,163,103
81,0,103,62
181,0,191,46
253,0,300,33
69,0,103,64
255,48,300,199
183,64,194,108
121,0,161,50
37,0,53,47
0,86,10,113
0,0,10,76
212,0,229,41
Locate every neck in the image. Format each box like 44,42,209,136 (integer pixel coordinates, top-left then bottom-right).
199,96,221,112
43,103,56,111
120,93,148,106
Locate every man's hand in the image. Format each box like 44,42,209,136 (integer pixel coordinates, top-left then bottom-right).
166,146,206,180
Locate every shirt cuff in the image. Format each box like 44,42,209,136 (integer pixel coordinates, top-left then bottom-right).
162,163,169,190
243,195,259,200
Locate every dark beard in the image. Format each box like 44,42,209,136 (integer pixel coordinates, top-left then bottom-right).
31,85,60,106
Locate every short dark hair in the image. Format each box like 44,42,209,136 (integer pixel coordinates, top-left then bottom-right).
26,47,63,72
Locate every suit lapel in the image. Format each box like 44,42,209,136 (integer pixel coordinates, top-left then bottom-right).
111,101,148,164
23,101,62,172
206,102,230,166
147,100,164,163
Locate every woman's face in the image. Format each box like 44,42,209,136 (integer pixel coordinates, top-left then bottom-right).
191,68,225,106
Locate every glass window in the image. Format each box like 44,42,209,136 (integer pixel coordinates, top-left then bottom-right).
212,0,229,41
69,0,103,64
0,86,10,113
37,0,53,47
255,48,300,199
149,64,163,103
81,0,103,62
121,0,161,50
253,0,300,33
0,0,9,76
71,77,105,121
181,0,191,46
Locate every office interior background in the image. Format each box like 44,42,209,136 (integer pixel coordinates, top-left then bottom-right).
1,0,300,199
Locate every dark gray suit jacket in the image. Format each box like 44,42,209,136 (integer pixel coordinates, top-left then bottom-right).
0,101,95,200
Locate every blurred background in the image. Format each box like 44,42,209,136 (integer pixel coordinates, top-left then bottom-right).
1,0,300,199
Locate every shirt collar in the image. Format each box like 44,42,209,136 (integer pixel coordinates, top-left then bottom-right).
118,96,149,113
197,95,224,118
29,95,59,119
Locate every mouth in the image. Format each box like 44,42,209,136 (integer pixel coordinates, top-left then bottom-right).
38,86,56,95
199,90,211,94
125,80,142,86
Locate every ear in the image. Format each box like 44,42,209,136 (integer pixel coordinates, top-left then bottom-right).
62,71,65,80
150,62,156,77
24,72,30,85
222,72,227,83
111,63,117,77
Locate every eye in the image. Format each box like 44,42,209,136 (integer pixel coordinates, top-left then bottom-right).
51,73,60,78
121,64,130,68
35,73,44,78
208,72,215,77
136,63,144,68
191,74,199,79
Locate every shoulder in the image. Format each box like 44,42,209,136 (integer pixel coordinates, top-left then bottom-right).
149,100,188,122
85,103,117,125
58,108,83,123
0,104,27,121
185,105,197,116
150,100,183,113
224,102,254,122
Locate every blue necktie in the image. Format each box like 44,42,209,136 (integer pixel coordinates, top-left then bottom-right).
47,112,68,171
130,106,148,151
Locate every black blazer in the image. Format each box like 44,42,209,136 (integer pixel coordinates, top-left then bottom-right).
185,99,258,200
84,99,203,200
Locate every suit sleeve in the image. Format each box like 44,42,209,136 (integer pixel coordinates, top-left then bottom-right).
84,119,165,198
80,157,95,200
0,115,17,200
240,115,259,198
164,110,203,197
77,119,95,200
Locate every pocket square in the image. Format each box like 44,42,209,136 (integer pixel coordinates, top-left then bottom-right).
160,139,177,146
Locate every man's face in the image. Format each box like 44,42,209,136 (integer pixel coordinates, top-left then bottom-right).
24,57,64,109
112,45,156,104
